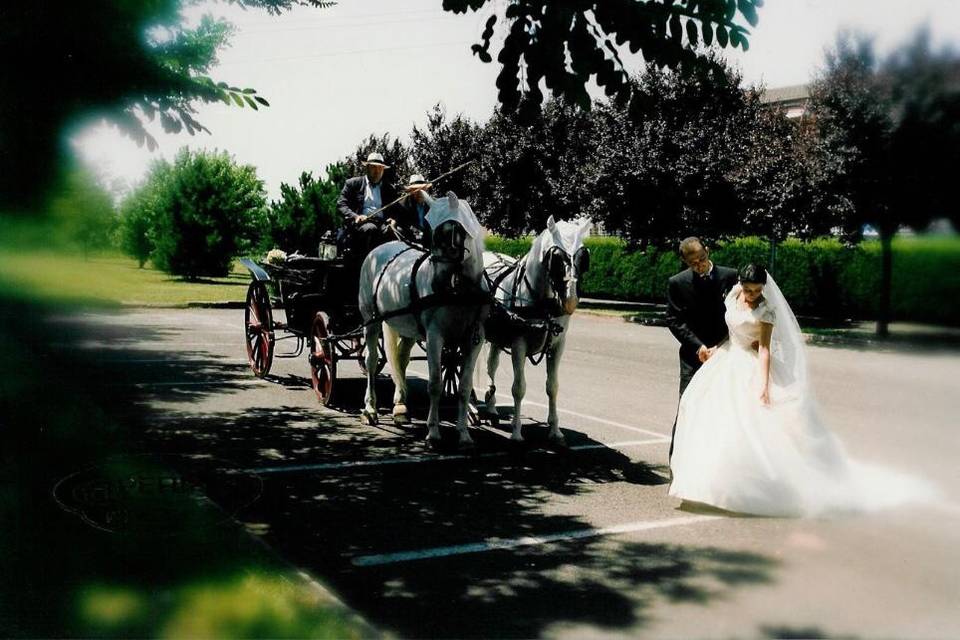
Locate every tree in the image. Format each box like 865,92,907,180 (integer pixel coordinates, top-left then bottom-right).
472,98,594,234
0,1,332,211
731,102,840,243
148,148,268,279
118,162,172,268
443,0,763,117
810,29,960,335
267,165,347,254
411,105,485,204
585,59,753,249
47,165,118,257
343,134,414,195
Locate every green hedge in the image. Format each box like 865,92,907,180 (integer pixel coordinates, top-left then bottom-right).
485,235,960,326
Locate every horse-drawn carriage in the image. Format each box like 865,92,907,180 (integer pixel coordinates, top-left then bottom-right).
241,236,470,408
241,244,381,406
241,192,591,450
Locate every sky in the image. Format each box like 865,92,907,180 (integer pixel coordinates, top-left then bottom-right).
75,0,960,200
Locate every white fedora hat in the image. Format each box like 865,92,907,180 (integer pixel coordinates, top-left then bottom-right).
361,152,390,168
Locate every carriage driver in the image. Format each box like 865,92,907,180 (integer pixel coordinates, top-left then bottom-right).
336,152,399,258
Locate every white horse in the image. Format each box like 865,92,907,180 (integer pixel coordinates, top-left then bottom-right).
358,192,488,449
482,216,591,446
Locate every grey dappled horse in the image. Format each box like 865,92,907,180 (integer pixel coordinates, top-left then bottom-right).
482,216,591,445
358,192,489,449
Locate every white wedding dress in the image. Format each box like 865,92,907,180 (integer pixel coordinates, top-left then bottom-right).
669,277,936,517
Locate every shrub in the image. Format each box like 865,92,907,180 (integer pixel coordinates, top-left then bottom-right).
266,166,345,255
148,149,267,279
485,234,960,325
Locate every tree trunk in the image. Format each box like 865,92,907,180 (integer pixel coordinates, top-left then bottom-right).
877,230,893,338
768,237,778,278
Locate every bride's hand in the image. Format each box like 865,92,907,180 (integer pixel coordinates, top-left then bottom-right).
760,386,770,406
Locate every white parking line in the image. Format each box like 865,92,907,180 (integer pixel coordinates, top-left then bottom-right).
107,379,266,388
248,438,667,475
496,393,670,440
96,358,247,364
351,514,720,567
407,366,669,440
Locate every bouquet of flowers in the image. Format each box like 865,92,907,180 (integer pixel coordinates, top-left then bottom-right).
265,248,287,265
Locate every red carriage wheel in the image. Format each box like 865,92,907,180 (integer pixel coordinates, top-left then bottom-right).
310,312,337,406
244,281,274,378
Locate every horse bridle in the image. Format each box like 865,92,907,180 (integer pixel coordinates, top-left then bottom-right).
543,245,591,310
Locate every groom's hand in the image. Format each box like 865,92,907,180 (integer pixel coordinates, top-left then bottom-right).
697,345,710,363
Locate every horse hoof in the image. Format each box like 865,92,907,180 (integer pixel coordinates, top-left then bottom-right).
361,410,378,426
426,436,442,450
489,413,500,427
548,432,568,449
392,411,409,426
457,439,476,453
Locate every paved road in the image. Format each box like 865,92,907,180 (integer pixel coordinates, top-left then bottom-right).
58,308,960,639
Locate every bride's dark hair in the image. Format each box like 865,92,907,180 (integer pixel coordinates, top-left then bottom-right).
739,263,768,284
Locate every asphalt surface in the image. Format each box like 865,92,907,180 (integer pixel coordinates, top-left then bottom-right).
52,307,960,639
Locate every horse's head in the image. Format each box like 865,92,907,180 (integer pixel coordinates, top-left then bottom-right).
537,216,591,316
426,191,485,293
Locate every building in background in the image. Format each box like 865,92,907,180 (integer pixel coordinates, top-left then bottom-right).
759,84,811,121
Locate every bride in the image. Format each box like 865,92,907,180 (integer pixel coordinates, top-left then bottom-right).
669,264,935,517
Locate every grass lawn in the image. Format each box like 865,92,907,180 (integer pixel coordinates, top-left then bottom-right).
0,249,250,307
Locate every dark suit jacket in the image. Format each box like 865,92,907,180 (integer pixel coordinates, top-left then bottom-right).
666,265,739,368
336,176,398,224
394,196,429,230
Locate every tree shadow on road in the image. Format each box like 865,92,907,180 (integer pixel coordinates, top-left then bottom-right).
2,298,778,638
145,402,773,638
0,297,366,638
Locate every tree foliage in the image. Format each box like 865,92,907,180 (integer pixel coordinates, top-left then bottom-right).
0,0,332,211
477,99,594,234
142,148,268,278
343,134,414,194
442,0,763,117
118,163,173,268
810,28,960,334
47,165,118,255
411,105,485,204
266,166,347,254
585,59,756,248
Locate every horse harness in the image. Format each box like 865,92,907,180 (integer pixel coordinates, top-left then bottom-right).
486,252,567,366
369,246,488,344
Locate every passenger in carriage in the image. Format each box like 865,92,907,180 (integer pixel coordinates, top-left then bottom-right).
336,152,399,259
394,173,434,247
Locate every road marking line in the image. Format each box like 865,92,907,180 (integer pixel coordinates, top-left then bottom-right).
108,379,265,388
59,342,241,349
248,438,667,475
495,393,670,439
96,358,247,364
351,515,720,566
406,366,669,439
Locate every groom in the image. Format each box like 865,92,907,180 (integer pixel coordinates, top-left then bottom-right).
666,237,738,459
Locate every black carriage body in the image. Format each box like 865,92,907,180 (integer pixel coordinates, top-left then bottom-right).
240,255,380,405
241,256,358,335
265,257,360,335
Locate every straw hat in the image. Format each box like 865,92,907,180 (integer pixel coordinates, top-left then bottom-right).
361,152,390,168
